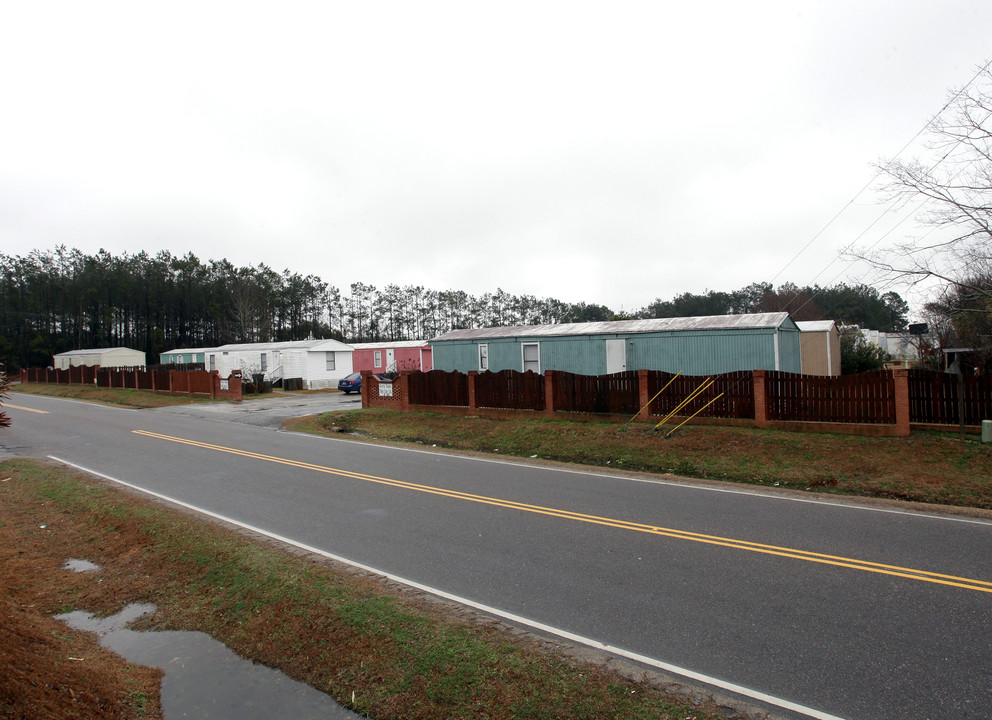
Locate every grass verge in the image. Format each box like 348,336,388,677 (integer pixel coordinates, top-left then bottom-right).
11,382,210,408
0,459,740,720
286,409,992,510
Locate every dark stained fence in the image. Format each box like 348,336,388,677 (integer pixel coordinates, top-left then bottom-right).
765,370,895,424
908,370,992,425
647,370,753,419
153,370,171,390
187,371,214,395
552,371,639,415
407,369,469,407
475,370,545,411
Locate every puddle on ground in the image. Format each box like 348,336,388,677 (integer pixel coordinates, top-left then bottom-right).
56,604,361,720
63,558,100,573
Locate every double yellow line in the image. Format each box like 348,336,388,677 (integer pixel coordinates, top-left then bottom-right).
132,430,992,594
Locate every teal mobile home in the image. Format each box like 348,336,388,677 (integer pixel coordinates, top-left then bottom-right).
429,312,801,376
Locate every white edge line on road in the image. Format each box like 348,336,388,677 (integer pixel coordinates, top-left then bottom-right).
285,430,992,527
49,454,846,720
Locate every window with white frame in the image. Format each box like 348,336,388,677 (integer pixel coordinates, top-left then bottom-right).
325,352,335,371
521,342,540,373
478,343,489,371
260,353,267,371
374,350,382,368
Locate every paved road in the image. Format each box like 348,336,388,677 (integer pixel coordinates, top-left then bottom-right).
3,390,991,720
151,390,363,427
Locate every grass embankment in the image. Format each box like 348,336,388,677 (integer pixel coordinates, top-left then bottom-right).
287,409,992,510
11,382,208,408
0,460,734,720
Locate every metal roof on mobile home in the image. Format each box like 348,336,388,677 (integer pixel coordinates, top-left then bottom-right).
431,312,793,341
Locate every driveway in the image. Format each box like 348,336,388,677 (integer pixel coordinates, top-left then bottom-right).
152,391,361,428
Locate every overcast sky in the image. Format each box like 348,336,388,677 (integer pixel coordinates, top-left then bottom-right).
2,2,989,316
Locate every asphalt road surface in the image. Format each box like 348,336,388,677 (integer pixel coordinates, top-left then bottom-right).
3,390,990,720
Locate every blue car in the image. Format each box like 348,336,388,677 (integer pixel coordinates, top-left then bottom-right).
338,372,361,394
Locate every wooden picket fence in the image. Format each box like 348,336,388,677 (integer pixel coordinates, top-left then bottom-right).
764,370,896,424
20,366,241,400
375,367,992,435
907,369,992,425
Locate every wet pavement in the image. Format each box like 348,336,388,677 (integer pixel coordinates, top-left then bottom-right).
56,603,361,720
151,391,362,428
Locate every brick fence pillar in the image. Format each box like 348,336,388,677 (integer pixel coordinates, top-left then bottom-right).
544,370,556,416
892,367,911,437
753,369,768,427
360,371,371,408
637,369,650,421
467,371,478,412
398,373,410,412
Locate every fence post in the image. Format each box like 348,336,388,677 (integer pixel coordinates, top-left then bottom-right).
893,368,911,437
637,369,650,421
544,370,556,416
753,369,768,427
467,371,478,412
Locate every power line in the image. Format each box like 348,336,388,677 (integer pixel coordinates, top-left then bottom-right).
769,59,992,288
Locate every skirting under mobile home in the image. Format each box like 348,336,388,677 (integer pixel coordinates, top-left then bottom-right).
429,312,801,376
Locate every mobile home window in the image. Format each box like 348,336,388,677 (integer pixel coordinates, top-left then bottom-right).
521,342,540,373
260,353,267,371
325,352,335,371
478,343,489,371
374,350,382,368
209,355,216,371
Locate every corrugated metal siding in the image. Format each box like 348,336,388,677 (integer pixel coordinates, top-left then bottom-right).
778,327,801,373
281,349,309,378
799,327,841,376
431,327,802,375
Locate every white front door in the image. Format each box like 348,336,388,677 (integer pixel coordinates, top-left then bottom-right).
386,348,395,369
606,339,627,374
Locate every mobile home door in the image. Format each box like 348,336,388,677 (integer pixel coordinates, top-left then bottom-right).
606,339,627,374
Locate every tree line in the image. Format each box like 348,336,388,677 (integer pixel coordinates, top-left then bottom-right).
0,246,913,372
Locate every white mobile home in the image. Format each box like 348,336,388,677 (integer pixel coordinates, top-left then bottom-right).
203,339,354,389
53,347,146,370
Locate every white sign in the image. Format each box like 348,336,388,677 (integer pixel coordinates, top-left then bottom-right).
379,383,393,397
220,379,229,390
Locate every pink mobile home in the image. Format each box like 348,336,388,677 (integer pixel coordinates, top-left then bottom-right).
351,341,433,373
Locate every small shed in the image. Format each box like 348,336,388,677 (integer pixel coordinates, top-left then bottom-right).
429,312,801,376
351,341,434,373
796,320,841,376
203,339,354,389
53,347,146,370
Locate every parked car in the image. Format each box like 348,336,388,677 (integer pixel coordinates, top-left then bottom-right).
337,372,361,394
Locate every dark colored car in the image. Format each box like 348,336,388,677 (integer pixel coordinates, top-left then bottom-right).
338,372,361,394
